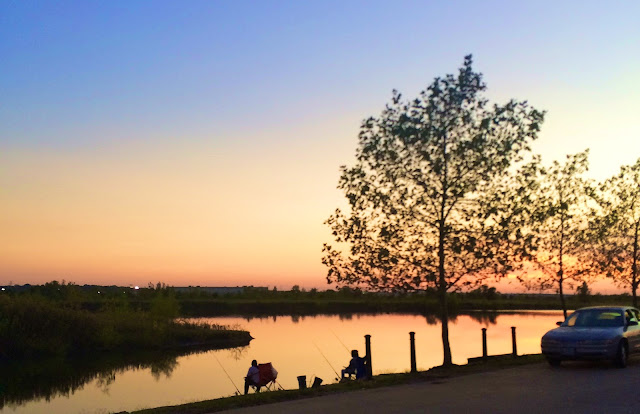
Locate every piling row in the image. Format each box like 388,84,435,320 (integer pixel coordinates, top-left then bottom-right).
297,326,520,389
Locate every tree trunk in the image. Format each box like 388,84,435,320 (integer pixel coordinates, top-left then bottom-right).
632,221,639,308
438,286,452,366
559,213,567,320
438,130,452,367
438,200,452,366
558,270,567,320
438,215,452,366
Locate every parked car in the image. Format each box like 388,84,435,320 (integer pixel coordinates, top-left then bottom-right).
541,306,640,368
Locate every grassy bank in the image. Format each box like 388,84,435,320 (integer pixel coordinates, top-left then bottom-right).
0,293,251,360
126,354,545,414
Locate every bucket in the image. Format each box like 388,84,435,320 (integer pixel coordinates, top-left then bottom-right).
312,377,323,388
297,375,307,389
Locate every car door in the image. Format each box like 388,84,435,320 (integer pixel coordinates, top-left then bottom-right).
625,309,640,352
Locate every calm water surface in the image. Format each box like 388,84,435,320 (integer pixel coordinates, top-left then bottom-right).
2,311,564,414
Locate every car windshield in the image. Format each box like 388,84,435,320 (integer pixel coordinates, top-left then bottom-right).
564,309,624,328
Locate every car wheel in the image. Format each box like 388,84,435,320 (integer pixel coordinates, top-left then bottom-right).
546,357,561,367
614,341,628,368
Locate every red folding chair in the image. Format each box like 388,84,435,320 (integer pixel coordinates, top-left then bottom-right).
251,363,280,392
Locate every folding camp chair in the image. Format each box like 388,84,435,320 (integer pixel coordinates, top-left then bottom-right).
250,363,280,392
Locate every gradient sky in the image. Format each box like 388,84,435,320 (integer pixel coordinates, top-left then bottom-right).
1,1,639,289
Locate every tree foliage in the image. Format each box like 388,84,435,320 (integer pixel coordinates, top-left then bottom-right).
590,157,640,307
522,150,593,318
576,281,591,302
323,55,544,365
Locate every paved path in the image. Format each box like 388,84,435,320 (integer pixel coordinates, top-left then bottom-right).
219,359,640,413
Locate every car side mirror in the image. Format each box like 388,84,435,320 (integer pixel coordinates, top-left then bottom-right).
556,321,563,326
628,320,638,326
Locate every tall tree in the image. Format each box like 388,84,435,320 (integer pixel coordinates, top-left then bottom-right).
590,158,640,307
323,55,544,366
522,150,593,319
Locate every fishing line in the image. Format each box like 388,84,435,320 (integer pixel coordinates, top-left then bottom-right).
330,328,350,352
312,341,340,380
213,353,241,395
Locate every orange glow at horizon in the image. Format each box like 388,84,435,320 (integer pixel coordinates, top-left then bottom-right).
0,125,355,288
1,118,635,293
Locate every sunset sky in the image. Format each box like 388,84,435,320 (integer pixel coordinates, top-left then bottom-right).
1,1,639,290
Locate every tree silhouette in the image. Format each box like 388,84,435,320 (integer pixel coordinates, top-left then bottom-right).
323,55,544,366
522,150,593,319
590,158,640,307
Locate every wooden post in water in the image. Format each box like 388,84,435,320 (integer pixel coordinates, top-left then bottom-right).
481,328,488,361
511,326,518,357
409,332,417,373
365,334,372,379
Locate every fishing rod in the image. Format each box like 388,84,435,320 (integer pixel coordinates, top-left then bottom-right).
312,341,340,380
330,328,350,352
213,353,241,395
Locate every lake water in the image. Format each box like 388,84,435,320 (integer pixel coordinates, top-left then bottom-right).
1,311,564,414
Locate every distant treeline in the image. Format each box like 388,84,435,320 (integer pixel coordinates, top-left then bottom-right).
175,285,633,317
1,281,633,320
0,281,251,361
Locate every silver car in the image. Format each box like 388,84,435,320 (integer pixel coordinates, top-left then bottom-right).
541,306,640,367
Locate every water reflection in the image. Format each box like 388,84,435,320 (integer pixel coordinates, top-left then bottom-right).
339,313,354,321
419,311,500,326
228,345,249,361
1,346,216,411
1,311,563,414
241,311,503,325
466,312,499,325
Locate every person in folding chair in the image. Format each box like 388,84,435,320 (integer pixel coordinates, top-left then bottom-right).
244,360,261,395
244,360,279,394
341,349,366,380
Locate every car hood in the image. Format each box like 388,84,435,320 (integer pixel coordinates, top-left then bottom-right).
543,327,623,341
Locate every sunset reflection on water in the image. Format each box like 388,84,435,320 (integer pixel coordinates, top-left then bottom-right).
3,311,563,414
201,311,563,387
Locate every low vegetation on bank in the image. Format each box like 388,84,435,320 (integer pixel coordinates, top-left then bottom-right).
0,284,251,360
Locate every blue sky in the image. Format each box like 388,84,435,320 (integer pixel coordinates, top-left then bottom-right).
4,1,637,149
1,1,639,289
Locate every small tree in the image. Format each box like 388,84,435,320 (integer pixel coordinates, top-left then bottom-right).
523,151,593,319
590,158,640,307
323,55,544,366
576,281,591,302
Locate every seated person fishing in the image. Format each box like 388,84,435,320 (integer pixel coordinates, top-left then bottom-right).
244,359,261,394
341,350,366,379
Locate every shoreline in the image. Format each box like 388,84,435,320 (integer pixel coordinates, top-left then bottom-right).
125,354,546,414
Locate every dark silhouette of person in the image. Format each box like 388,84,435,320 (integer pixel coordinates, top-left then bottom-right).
244,359,260,394
341,350,365,379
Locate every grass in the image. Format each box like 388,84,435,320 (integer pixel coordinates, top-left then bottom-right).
0,294,251,360
126,354,545,414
